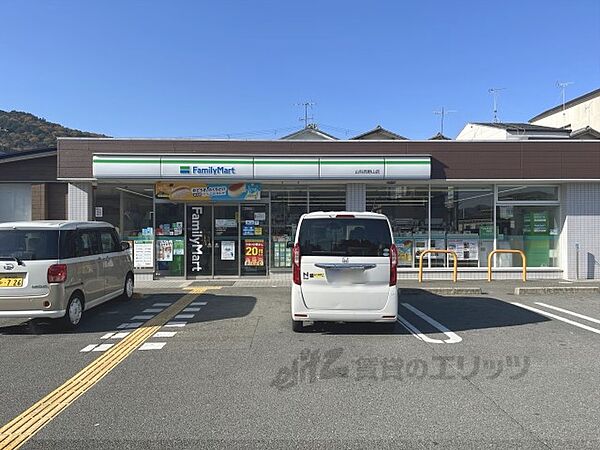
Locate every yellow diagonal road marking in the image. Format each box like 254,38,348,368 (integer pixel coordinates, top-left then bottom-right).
0,287,219,450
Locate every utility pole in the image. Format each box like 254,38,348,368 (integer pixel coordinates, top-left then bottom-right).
295,102,315,128
433,107,457,135
556,81,574,117
488,88,506,123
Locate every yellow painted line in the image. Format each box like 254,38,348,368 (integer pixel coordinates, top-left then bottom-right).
0,288,214,450
184,286,221,294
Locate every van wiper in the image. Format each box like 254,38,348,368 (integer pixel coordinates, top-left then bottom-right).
0,256,24,266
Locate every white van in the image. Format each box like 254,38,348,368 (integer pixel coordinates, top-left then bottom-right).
290,211,398,332
0,221,134,329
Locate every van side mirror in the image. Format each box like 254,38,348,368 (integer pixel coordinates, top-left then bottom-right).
286,241,294,249
121,241,131,251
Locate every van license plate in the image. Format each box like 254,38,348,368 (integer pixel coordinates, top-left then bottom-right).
0,277,23,287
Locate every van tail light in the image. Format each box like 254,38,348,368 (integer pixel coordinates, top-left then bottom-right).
389,244,398,286
292,243,301,285
48,264,67,283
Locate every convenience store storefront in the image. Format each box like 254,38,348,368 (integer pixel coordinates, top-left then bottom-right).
57,138,600,280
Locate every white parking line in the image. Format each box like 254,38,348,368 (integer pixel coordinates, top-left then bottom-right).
535,302,600,325
92,343,114,352
100,332,115,340
131,315,154,320
190,302,207,306
175,314,194,319
111,331,131,339
183,307,201,312
164,321,187,328
512,302,600,335
138,342,166,351
80,344,98,353
400,303,463,344
153,331,177,338
396,315,445,344
143,308,163,313
153,303,172,307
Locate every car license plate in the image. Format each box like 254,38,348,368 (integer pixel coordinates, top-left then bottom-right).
0,277,23,287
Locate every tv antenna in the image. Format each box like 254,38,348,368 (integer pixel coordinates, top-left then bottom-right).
488,88,506,123
556,81,574,116
295,102,315,128
433,107,457,135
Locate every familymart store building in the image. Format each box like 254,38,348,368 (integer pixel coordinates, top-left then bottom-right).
57,138,600,281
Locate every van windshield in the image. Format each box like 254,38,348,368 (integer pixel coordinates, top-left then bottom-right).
298,218,392,257
0,230,59,261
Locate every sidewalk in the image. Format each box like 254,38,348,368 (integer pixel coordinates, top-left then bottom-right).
134,274,600,295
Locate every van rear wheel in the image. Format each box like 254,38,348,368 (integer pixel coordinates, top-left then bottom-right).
60,294,84,330
121,273,134,301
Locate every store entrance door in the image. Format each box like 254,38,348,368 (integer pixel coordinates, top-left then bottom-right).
213,205,240,276
186,203,268,277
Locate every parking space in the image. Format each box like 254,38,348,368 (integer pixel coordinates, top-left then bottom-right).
2,285,600,448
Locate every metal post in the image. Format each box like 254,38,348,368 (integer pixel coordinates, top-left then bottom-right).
575,242,580,280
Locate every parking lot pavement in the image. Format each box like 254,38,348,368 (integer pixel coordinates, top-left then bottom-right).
2,286,600,448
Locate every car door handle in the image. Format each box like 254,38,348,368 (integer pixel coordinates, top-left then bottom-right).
314,263,376,270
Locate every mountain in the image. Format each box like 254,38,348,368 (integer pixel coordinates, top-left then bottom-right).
0,110,107,153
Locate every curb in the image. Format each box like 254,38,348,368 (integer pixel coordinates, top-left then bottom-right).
514,286,600,295
401,287,483,296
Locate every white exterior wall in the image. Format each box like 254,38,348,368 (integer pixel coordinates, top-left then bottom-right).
560,183,600,280
346,183,366,211
455,124,508,140
531,96,600,131
67,182,92,221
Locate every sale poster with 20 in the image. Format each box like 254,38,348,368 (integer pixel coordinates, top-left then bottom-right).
244,240,264,266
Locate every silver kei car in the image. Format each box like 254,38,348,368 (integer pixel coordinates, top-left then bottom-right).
0,221,134,329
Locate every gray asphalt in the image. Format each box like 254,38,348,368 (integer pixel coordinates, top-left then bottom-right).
1,286,600,448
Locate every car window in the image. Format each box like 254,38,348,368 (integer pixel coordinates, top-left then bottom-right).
59,230,78,259
298,218,392,257
0,230,59,261
76,230,101,257
100,229,120,253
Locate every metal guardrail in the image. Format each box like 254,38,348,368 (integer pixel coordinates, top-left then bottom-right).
487,249,527,282
418,250,458,283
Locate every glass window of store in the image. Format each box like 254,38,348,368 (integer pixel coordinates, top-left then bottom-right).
155,201,185,276
429,185,494,268
308,185,346,212
93,185,155,272
496,186,559,268
269,186,308,269
367,185,429,268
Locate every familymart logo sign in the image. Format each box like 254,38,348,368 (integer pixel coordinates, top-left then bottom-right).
179,165,236,175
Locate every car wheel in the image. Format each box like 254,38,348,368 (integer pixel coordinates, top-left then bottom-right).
292,319,305,333
61,294,84,330
121,273,134,301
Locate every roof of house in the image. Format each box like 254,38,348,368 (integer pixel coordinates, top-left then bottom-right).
280,125,338,141
529,88,600,122
0,147,57,162
471,122,570,133
429,132,451,140
351,125,407,140
570,126,600,139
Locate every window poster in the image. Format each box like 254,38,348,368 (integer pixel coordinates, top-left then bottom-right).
157,240,173,262
133,241,154,268
395,238,413,266
244,240,265,266
221,241,236,261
